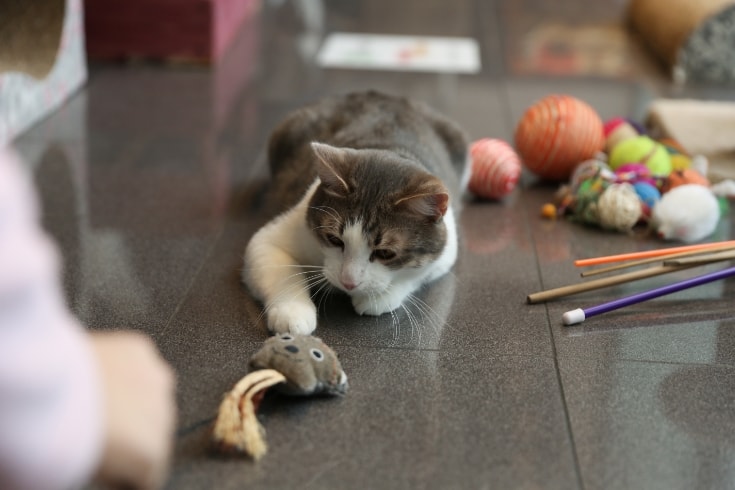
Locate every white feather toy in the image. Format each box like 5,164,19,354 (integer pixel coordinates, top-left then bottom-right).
652,184,720,243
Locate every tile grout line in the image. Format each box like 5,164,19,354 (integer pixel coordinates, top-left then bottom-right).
495,15,587,477
515,162,586,489
547,312,586,490
156,225,227,341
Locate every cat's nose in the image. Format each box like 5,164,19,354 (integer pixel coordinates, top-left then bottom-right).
341,280,359,291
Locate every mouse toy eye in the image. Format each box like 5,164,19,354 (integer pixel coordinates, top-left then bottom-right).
310,348,324,361
279,334,294,341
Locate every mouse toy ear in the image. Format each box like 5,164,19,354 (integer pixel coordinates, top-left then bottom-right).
311,142,353,197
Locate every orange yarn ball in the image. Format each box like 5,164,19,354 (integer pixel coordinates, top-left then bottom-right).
514,95,605,181
468,138,521,199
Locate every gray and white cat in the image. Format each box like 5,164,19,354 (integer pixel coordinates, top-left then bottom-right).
243,91,469,335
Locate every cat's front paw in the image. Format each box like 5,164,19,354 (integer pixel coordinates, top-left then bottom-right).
267,301,317,335
352,292,405,317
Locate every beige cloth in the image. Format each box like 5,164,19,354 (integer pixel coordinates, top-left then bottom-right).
646,98,735,181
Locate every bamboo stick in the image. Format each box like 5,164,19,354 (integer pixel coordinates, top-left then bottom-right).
663,249,735,266
527,263,700,304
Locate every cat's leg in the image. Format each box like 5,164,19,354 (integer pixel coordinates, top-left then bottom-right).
243,188,322,335
245,239,317,334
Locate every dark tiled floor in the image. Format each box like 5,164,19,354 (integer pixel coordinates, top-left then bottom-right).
12,1,735,489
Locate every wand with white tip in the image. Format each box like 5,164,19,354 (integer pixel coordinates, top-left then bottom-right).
562,265,735,326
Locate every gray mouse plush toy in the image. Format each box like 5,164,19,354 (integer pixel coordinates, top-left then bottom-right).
212,334,348,459
248,333,348,396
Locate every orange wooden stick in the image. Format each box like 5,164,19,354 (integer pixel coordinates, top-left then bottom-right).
574,240,735,267
580,244,735,277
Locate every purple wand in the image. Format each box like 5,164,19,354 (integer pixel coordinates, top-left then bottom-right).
562,265,735,326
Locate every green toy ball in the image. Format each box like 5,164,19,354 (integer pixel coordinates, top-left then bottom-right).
609,136,672,176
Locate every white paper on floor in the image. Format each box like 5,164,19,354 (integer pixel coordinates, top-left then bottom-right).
316,33,481,73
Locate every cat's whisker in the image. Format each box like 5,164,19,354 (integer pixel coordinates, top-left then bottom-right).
377,284,404,343
375,284,406,344
401,302,422,346
258,272,327,312
255,274,329,330
388,309,400,342
309,205,341,223
372,293,384,331
242,264,324,273
399,304,414,344
310,276,333,314
404,293,444,341
258,271,325,321
262,273,328,325
407,293,444,329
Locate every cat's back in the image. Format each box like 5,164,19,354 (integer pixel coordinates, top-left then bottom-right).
265,91,468,212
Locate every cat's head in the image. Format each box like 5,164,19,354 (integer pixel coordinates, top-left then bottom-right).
307,142,449,296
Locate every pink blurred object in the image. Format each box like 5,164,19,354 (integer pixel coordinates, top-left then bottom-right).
84,0,260,63
468,138,522,200
0,146,103,490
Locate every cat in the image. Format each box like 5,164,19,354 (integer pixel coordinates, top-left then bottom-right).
243,90,469,335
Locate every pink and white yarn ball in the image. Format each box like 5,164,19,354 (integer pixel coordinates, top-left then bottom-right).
468,138,521,200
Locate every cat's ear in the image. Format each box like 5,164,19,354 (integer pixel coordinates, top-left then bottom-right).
312,142,351,197
395,178,449,222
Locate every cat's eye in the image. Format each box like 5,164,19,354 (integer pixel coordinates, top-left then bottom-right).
310,348,324,361
326,234,344,248
371,249,396,261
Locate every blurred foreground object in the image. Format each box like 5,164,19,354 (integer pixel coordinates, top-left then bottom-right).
628,0,735,84
0,0,86,145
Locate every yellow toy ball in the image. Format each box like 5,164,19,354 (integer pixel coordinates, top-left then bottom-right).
609,136,672,176
669,153,691,171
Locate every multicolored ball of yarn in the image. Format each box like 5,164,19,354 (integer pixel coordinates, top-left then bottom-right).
597,183,642,232
468,138,522,200
515,94,605,182
571,175,610,225
614,163,656,186
569,157,614,192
